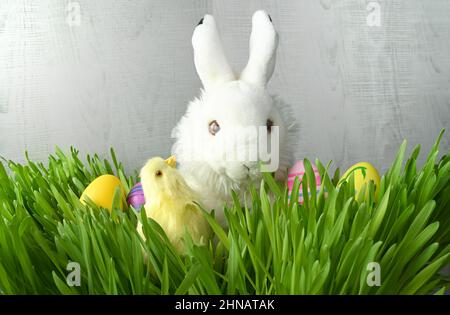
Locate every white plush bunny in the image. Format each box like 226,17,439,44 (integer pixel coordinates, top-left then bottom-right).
171,10,297,226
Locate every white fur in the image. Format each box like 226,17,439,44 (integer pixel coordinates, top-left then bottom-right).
192,15,235,89
171,11,297,226
241,10,278,87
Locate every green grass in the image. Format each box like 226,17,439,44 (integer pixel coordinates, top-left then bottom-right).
0,132,449,295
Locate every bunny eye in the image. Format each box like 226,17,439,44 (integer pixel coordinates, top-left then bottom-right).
266,119,274,133
209,120,220,136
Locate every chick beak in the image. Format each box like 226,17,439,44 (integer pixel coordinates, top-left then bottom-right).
165,156,177,168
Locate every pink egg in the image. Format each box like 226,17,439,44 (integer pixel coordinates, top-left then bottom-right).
287,161,322,204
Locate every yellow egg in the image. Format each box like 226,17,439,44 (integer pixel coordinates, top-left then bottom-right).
80,175,126,211
339,162,381,199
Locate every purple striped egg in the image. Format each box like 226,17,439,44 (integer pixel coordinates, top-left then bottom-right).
287,161,322,204
127,182,146,211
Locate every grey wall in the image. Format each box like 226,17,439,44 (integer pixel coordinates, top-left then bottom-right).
0,0,449,175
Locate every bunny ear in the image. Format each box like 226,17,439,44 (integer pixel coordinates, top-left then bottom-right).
192,15,235,90
240,10,279,87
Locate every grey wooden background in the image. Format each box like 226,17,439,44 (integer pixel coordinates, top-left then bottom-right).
0,0,449,175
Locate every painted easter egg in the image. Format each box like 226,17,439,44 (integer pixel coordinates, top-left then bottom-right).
288,160,322,203
339,162,380,199
127,182,146,211
80,175,126,211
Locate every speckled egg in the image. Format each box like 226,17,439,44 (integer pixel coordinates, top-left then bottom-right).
127,182,146,211
287,160,322,204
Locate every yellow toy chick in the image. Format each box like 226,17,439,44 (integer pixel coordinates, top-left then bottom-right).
137,156,211,254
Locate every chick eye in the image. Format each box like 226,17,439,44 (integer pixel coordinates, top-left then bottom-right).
266,119,274,133
209,120,220,136
155,170,162,177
